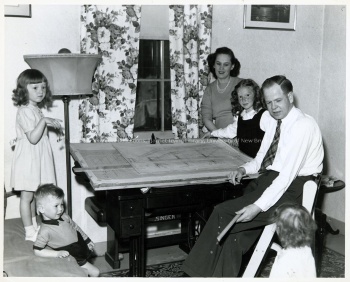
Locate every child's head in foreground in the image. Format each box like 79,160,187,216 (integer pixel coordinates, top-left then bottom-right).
35,184,65,220
273,202,317,249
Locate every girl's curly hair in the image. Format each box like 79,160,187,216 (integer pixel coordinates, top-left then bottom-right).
273,202,317,249
12,69,53,108
231,79,263,117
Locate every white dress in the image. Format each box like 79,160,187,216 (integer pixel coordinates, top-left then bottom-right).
269,246,316,278
11,104,56,191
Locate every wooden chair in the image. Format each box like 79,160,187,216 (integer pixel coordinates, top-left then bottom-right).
242,173,322,277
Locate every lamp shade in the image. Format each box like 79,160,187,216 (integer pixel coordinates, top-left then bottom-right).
24,54,102,96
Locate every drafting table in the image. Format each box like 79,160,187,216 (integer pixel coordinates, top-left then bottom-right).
70,139,252,276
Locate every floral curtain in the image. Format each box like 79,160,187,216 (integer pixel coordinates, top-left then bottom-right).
79,5,141,142
169,5,212,139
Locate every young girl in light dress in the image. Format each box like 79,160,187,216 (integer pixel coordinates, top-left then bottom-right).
11,69,62,241
269,202,318,278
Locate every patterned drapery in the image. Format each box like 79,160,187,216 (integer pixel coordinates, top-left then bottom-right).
79,5,141,142
169,5,212,139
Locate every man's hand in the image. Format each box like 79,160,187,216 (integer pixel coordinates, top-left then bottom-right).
235,204,262,222
228,167,246,185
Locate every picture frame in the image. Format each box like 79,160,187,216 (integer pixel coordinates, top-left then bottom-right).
244,5,296,31
4,5,31,18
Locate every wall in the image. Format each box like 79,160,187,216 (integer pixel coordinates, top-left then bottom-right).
212,5,346,225
212,5,324,118
318,5,346,222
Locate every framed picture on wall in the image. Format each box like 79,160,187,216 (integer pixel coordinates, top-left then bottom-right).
244,5,296,31
4,5,31,18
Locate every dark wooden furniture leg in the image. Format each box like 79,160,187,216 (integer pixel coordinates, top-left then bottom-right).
314,180,345,276
105,224,121,269
129,235,145,277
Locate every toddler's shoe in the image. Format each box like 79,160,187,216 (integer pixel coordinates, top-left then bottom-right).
25,226,40,242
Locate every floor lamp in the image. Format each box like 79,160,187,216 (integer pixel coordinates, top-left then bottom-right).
24,53,102,217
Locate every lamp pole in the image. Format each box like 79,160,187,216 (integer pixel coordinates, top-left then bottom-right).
62,95,72,217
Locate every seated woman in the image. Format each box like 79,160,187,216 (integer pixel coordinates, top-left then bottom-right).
201,47,243,134
203,79,267,158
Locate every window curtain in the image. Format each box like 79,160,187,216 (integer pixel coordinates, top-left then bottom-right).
169,5,212,139
79,5,141,142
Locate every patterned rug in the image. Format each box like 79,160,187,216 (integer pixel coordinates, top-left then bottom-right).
100,248,344,278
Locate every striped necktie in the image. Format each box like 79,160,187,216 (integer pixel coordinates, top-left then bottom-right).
259,119,282,173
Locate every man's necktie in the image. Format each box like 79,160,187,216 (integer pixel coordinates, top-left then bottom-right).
259,119,282,173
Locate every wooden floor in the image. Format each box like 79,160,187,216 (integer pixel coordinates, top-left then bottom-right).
91,232,345,274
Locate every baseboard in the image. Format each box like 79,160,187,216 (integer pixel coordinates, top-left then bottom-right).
326,216,345,235
94,241,107,257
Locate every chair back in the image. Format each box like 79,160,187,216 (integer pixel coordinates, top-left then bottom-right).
302,174,322,216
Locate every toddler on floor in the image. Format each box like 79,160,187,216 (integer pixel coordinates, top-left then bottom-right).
33,184,100,277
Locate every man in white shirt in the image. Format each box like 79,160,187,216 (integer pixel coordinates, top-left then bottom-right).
181,75,324,277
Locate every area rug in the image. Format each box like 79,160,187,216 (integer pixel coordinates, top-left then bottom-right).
100,247,344,278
